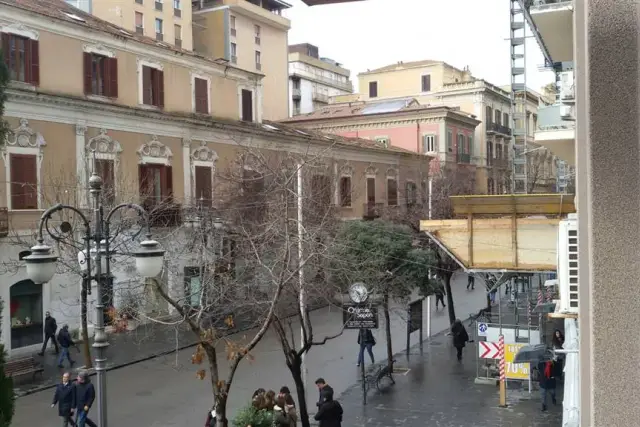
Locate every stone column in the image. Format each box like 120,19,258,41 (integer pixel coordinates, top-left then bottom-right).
182,138,191,207
75,124,87,208
577,1,640,425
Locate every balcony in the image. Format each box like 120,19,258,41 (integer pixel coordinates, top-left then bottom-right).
195,0,291,31
363,203,383,220
457,153,471,164
156,33,163,41
494,158,510,169
290,66,352,92
312,92,329,103
535,104,576,166
175,38,182,48
527,0,574,62
135,26,144,35
292,88,301,100
486,122,511,136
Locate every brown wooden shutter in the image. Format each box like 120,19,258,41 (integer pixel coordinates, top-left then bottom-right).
108,57,118,98
366,177,375,203
83,52,93,94
28,39,39,86
194,166,212,206
138,164,150,205
142,66,151,105
194,78,207,114
164,165,173,200
241,89,253,122
1,33,9,66
10,154,37,209
157,70,165,108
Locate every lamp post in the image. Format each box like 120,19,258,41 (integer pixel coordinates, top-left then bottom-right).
24,172,165,427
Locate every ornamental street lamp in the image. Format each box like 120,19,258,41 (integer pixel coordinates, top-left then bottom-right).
24,172,165,427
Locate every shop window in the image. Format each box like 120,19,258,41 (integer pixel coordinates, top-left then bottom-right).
10,279,43,349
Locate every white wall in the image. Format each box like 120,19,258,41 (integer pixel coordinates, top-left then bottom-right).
288,60,352,117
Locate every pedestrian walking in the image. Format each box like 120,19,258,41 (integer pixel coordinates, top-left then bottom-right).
467,274,475,290
489,288,498,305
74,371,97,427
56,325,76,368
537,359,557,411
272,396,294,427
552,329,565,379
204,405,216,427
434,286,446,310
451,319,469,362
356,328,375,367
51,372,76,427
314,378,334,408
284,394,298,427
40,311,59,356
314,389,343,427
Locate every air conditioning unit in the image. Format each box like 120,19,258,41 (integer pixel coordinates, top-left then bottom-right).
560,105,575,121
557,213,578,314
559,71,575,102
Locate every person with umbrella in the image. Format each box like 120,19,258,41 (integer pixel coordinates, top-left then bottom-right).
537,358,557,411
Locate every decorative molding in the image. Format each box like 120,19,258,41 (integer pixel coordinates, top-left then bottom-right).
75,124,88,136
386,167,398,178
0,23,39,40
365,165,378,176
86,129,122,155
4,118,46,150
190,141,218,163
182,138,192,148
82,43,116,58
339,164,354,177
136,57,164,71
137,136,173,164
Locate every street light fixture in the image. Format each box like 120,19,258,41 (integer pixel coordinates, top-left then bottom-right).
23,171,165,427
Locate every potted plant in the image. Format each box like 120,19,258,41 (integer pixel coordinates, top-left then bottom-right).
232,405,273,427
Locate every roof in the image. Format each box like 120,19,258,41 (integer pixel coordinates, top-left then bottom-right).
359,60,443,75
280,98,478,124
1,0,246,72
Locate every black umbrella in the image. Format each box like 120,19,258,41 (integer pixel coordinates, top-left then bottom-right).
514,344,554,363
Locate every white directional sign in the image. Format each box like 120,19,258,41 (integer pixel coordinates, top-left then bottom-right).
477,322,488,337
478,341,501,359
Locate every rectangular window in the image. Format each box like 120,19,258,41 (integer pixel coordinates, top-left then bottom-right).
241,89,253,122
83,53,118,98
138,163,173,207
375,137,389,147
10,154,37,210
194,165,212,206
406,182,417,206
339,176,351,207
366,177,376,204
255,50,261,70
194,77,209,114
174,24,182,47
95,159,115,205
242,168,265,220
311,175,332,210
446,129,453,152
485,106,492,125
135,12,144,34
503,112,509,128
1,33,39,85
255,24,261,45
230,42,237,63
230,15,236,36
468,135,473,156
387,179,398,206
494,109,501,125
457,134,465,154
135,0,143,4
155,18,163,40
142,65,164,108
155,0,163,11
173,0,181,9
369,81,378,98
421,74,431,92
184,266,203,308
422,135,436,153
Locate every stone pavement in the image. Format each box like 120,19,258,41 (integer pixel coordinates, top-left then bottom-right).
11,270,487,426
338,331,563,427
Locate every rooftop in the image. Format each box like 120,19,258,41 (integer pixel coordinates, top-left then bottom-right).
359,59,466,76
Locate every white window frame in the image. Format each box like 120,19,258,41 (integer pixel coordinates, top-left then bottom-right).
155,18,163,35
137,135,173,166
137,58,164,107
420,73,431,93
446,128,453,152
173,0,181,9
0,23,39,40
422,134,437,153
85,129,122,203
82,43,116,58
190,141,218,204
135,12,144,30
1,119,46,211
174,24,182,41
337,165,353,208
237,84,262,123
255,50,261,66
190,72,212,114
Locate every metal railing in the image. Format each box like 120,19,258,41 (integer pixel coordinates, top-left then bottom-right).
292,88,301,99
457,153,471,164
312,92,329,103
486,122,512,136
537,104,576,130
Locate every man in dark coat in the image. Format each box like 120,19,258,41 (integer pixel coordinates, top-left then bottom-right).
434,286,446,310
314,389,343,427
56,324,76,368
356,328,375,366
51,372,76,427
75,371,97,427
537,359,557,411
39,311,59,355
451,319,469,361
314,378,334,408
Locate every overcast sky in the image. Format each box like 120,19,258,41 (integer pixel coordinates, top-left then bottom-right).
284,0,554,93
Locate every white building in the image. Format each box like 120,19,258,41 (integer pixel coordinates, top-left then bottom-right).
288,43,352,116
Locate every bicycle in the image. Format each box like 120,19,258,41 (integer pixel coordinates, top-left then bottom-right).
363,359,396,393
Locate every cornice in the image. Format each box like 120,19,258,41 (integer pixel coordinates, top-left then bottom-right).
5,89,419,165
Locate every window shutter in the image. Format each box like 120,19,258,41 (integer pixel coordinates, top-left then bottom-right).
29,39,39,86
1,34,9,65
108,57,118,98
83,53,93,94
164,165,173,200
195,78,208,114
138,164,150,205
10,155,37,209
10,155,23,209
142,66,152,105
157,70,165,108
194,166,212,206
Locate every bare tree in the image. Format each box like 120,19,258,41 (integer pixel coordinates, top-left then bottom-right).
526,150,554,193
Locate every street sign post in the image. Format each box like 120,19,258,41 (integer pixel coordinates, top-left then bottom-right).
478,341,501,359
406,299,424,357
342,303,379,329
477,322,488,337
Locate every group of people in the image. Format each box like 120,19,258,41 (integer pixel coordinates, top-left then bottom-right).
39,311,79,369
50,371,97,427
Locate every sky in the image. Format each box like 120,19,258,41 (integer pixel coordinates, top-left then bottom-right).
283,0,554,94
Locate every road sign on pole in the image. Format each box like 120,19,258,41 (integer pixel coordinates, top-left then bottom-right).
478,341,501,359
477,322,488,337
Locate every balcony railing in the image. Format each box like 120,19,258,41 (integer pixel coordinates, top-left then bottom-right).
135,26,144,35
457,153,471,164
537,104,576,130
292,88,301,99
155,1,163,10
486,122,512,136
363,203,384,220
290,66,352,92
312,92,329,103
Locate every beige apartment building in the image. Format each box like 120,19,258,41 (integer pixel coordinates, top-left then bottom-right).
0,0,430,357
192,0,291,120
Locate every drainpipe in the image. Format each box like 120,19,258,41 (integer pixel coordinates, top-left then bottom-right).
416,121,421,153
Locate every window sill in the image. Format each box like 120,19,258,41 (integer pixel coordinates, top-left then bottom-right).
139,104,162,111
9,209,45,213
87,95,115,103
9,81,36,91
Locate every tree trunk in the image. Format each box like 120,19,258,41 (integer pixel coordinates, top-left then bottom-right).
443,273,456,326
288,355,311,427
80,277,92,369
382,291,393,371
203,344,227,427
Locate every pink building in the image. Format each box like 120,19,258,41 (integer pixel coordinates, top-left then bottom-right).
280,98,481,190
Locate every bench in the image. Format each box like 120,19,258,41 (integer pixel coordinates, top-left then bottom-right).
5,356,44,381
